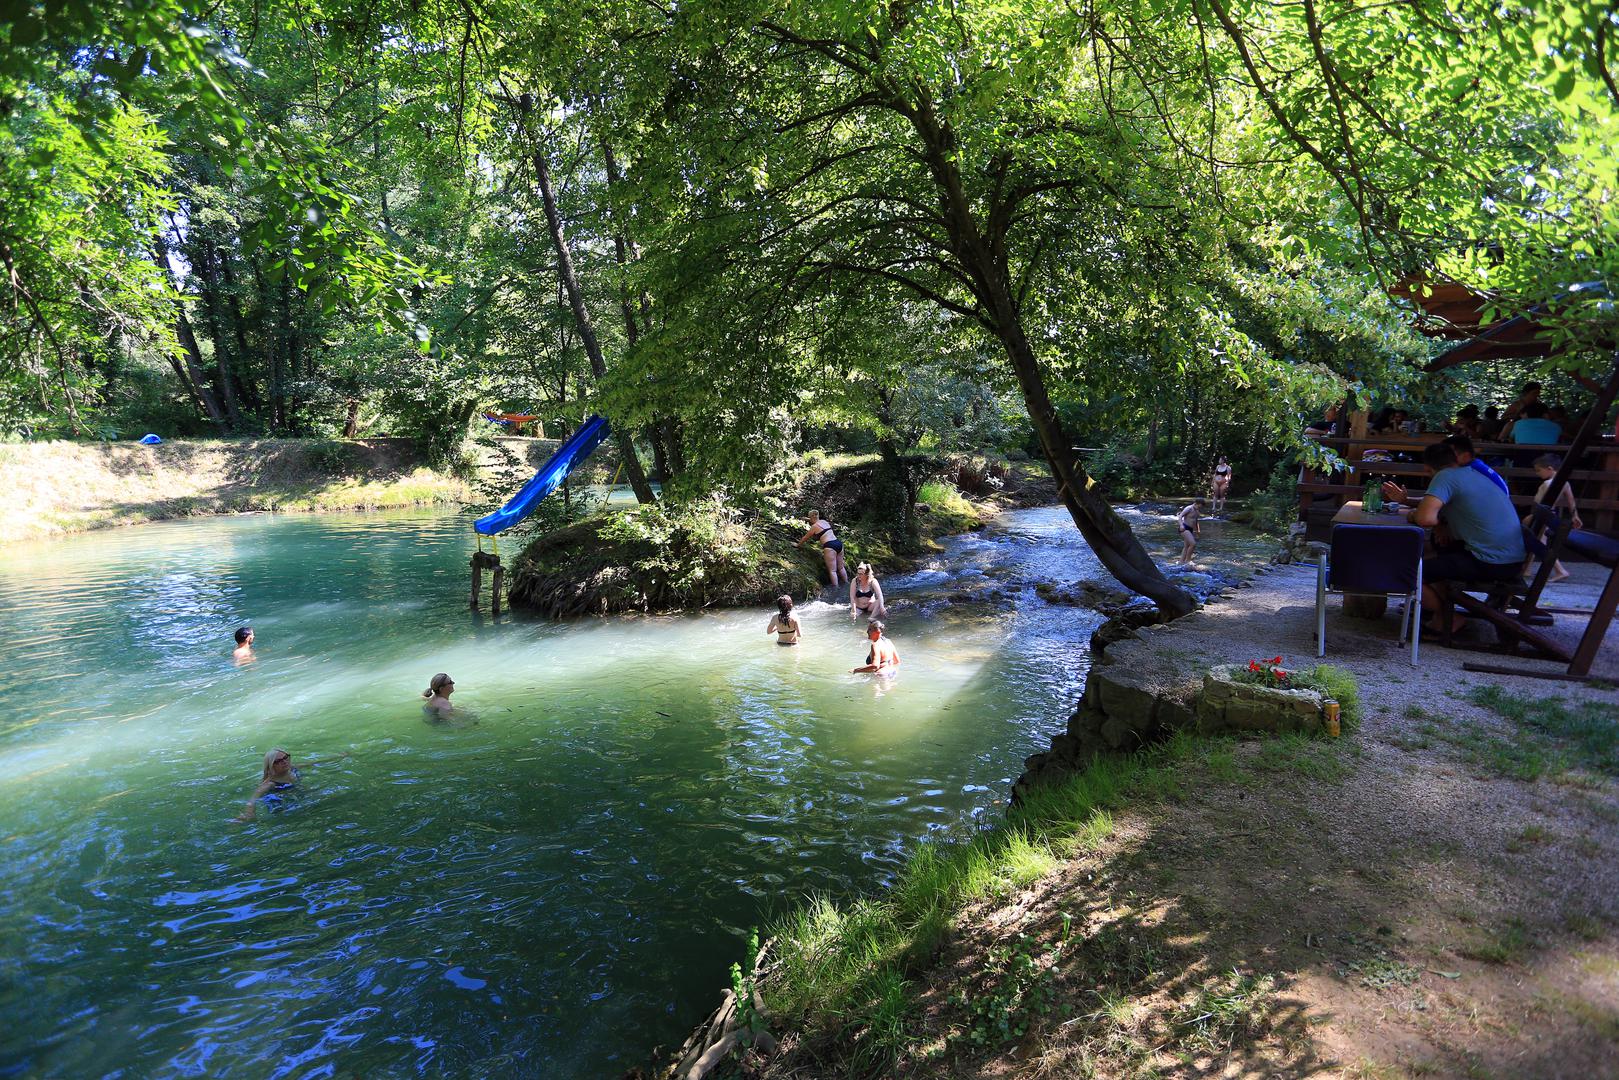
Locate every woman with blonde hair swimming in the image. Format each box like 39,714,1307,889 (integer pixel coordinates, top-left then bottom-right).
235,747,349,821
422,673,456,719
848,563,887,621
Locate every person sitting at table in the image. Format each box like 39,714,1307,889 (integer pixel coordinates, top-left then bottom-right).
1370,406,1402,434
1444,434,1509,495
1507,401,1562,445
1479,405,1504,441
1450,405,1481,439
1501,381,1542,423
1305,400,1346,437
1547,404,1571,438
1381,442,1526,637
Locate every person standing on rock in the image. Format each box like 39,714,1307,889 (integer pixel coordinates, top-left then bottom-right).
851,620,900,675
798,509,849,588
1176,501,1201,566
849,563,887,622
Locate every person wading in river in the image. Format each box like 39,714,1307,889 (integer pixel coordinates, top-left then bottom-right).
232,626,255,665
1177,501,1201,566
767,595,802,645
848,563,887,622
798,509,849,588
235,747,349,821
851,620,900,675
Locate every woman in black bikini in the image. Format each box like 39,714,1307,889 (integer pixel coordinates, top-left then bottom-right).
1210,456,1231,514
798,509,849,587
766,595,802,645
848,563,886,621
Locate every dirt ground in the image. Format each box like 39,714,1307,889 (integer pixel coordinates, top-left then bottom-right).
881,561,1619,1080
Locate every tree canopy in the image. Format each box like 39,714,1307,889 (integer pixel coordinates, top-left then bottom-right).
2,0,1613,604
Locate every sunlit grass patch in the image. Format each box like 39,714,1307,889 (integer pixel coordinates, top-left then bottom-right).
759,739,1194,1073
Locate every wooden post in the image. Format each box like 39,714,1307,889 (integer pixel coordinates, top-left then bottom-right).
470,550,503,614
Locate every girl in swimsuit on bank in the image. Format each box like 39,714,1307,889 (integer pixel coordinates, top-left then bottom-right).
767,595,802,645
849,563,886,621
235,747,349,821
798,509,849,587
1210,457,1232,514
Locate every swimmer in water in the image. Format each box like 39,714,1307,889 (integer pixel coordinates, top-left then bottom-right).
232,625,255,664
851,619,900,675
235,747,349,821
766,595,801,645
421,673,456,719
849,563,887,621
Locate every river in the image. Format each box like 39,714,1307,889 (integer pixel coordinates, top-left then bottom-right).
0,503,1261,1077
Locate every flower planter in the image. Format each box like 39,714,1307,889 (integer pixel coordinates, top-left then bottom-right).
1196,664,1327,736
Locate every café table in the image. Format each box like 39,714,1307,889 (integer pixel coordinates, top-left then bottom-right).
1327,501,1423,619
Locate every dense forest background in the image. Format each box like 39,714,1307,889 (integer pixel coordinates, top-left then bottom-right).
3,0,1615,598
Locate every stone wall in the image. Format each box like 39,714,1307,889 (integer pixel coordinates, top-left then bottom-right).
1196,665,1325,735
1013,585,1326,801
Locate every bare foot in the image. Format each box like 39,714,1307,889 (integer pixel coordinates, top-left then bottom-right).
1549,568,1570,583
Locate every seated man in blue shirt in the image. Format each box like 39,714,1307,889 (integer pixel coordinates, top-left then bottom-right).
1443,433,1508,495
1509,401,1563,444
1382,442,1526,635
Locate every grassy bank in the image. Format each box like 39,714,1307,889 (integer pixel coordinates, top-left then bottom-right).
2,438,467,542
697,669,1363,1078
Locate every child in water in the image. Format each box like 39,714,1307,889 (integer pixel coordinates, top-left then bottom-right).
766,595,801,645
235,747,349,821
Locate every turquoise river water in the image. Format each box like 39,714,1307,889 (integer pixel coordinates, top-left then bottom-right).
0,504,1250,1077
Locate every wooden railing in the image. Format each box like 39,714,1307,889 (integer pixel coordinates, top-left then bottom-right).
1298,431,1619,538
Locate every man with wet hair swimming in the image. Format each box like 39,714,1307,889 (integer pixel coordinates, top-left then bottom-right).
851,620,900,674
232,626,255,664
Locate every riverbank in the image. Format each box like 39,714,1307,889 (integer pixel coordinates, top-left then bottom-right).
660,563,1619,1079
1,437,468,542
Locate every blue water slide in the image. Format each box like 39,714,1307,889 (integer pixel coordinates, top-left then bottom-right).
473,415,611,535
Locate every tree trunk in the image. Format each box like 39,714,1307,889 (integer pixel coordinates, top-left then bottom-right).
192,244,244,429
531,147,656,504
152,235,226,426
906,90,1196,618
603,141,677,488
217,251,262,415
343,399,361,438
